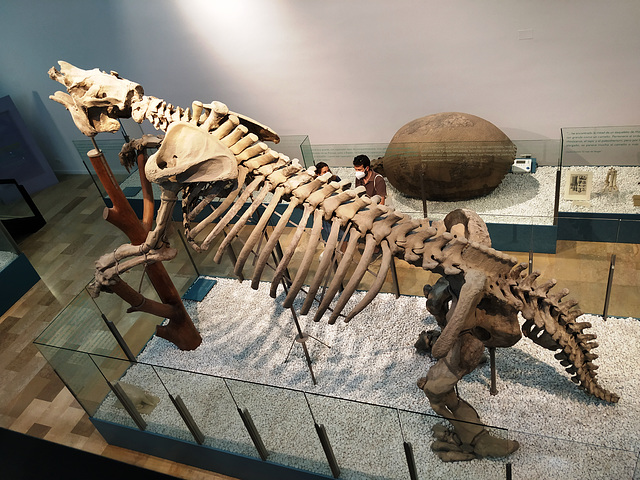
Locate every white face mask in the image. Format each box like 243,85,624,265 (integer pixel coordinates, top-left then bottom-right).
355,170,366,180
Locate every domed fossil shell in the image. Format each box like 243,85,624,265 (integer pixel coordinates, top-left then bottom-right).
382,112,516,201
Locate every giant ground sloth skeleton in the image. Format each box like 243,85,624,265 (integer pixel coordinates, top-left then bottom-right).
49,61,618,461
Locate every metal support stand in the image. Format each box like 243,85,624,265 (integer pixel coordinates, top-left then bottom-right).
420,166,428,220
169,394,205,445
109,381,147,431
603,253,616,321
280,246,330,386
489,347,498,395
528,249,534,275
243,204,330,385
389,255,401,298
315,423,341,478
238,407,269,461
100,313,136,362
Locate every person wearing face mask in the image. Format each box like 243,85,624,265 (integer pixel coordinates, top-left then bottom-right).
353,155,387,205
314,162,341,183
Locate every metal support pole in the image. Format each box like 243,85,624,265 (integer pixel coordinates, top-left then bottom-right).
170,394,205,445
238,408,269,461
404,441,419,480
176,228,200,277
223,226,242,281
603,253,616,321
109,381,147,431
389,255,401,299
553,166,562,226
315,423,340,478
101,313,136,362
489,347,498,395
420,166,428,220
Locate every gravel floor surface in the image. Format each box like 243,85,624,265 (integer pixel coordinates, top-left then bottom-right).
96,277,640,480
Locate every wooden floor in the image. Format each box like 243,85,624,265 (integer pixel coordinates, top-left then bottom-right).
0,175,235,480
1,174,638,479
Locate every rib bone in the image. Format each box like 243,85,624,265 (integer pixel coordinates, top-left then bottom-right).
328,233,377,324
282,209,325,307
313,228,365,322
249,176,327,289
230,185,285,274
210,180,274,261
344,239,393,322
269,180,345,298
195,175,264,252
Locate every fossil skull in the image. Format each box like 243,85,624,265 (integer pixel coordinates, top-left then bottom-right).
49,61,144,136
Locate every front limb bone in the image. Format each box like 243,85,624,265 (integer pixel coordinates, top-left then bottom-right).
431,269,487,359
94,244,177,289
94,186,178,287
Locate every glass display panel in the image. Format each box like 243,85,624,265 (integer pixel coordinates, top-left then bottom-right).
89,236,198,357
536,217,617,316
90,354,155,431
397,409,510,479
559,126,640,217
0,222,19,273
609,222,640,319
0,181,36,219
561,126,640,167
306,393,407,480
35,345,107,416
509,430,638,479
153,367,256,456
34,287,126,359
225,379,329,475
265,135,313,168
74,134,142,178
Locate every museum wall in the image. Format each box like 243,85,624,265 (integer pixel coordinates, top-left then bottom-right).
1,0,639,173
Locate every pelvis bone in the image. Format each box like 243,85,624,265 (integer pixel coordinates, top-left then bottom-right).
146,121,238,184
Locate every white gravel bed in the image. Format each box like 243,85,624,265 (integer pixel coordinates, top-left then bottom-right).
0,250,18,271
335,165,640,225
334,166,557,225
94,277,640,479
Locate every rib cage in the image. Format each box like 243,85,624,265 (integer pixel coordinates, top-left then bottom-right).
131,94,619,404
